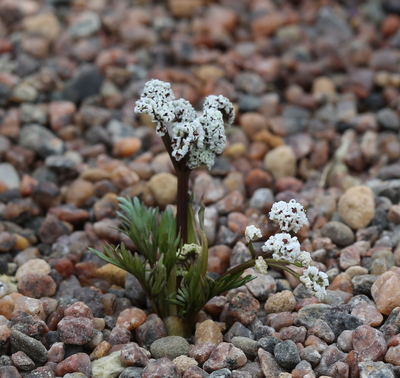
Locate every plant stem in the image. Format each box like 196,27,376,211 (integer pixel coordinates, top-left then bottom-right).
176,170,190,244
218,258,255,281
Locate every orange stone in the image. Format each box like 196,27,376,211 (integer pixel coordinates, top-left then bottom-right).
112,137,142,158
0,293,23,319
116,308,147,330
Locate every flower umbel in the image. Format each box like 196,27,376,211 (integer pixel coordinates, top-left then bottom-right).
300,266,329,300
255,256,268,274
135,79,234,170
245,225,262,243
269,199,307,232
262,233,301,264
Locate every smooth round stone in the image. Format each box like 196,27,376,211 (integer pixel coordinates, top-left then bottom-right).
148,173,177,207
116,308,147,331
264,145,296,180
371,271,400,315
0,163,20,189
150,336,191,360
65,179,95,208
249,188,274,210
112,137,142,158
338,185,375,229
321,221,355,247
15,259,51,282
265,290,296,314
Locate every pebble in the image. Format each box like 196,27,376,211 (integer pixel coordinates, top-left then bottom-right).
321,221,355,247
264,290,296,313
10,329,48,363
148,172,177,207
17,273,57,298
18,124,65,158
263,145,297,180
203,342,247,372
116,308,146,331
172,355,198,375
142,357,179,378
352,325,387,361
15,259,51,281
120,342,149,367
195,320,223,346
224,292,260,327
57,316,94,345
257,348,283,378
0,163,20,189
150,336,191,360
91,351,125,378
338,185,375,229
65,179,95,208
55,353,91,377
371,271,400,315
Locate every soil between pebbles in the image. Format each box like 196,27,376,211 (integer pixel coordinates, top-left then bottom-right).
0,0,400,377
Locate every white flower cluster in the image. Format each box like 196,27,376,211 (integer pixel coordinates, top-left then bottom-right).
269,199,308,233
177,243,201,261
245,200,329,300
255,256,268,274
135,80,235,170
245,225,262,243
262,233,301,263
299,266,329,300
134,79,176,136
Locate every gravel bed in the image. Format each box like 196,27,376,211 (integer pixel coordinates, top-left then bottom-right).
0,0,400,377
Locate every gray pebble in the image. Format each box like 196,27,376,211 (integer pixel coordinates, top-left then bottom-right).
274,340,301,370
10,330,48,363
150,336,191,360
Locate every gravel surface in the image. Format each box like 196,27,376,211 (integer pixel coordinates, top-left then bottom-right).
1,0,400,377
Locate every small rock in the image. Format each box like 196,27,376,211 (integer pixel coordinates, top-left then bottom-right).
148,173,177,207
23,13,61,42
11,351,35,371
352,325,387,361
190,343,216,365
120,342,149,367
371,271,400,315
245,270,276,301
113,138,142,158
17,274,56,299
108,327,131,347
18,124,65,158
295,304,332,329
150,336,191,360
0,163,20,189
55,353,91,377
10,329,48,363
92,351,125,378
338,185,375,229
264,145,297,180
274,339,301,370
172,355,198,375
15,259,51,281
264,290,296,314
65,179,95,208
321,221,355,247
258,349,283,378
69,11,101,39
116,308,146,331
377,108,400,131
203,342,247,372
195,320,223,346
96,264,126,287
142,357,179,378
135,314,167,349
57,317,94,345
